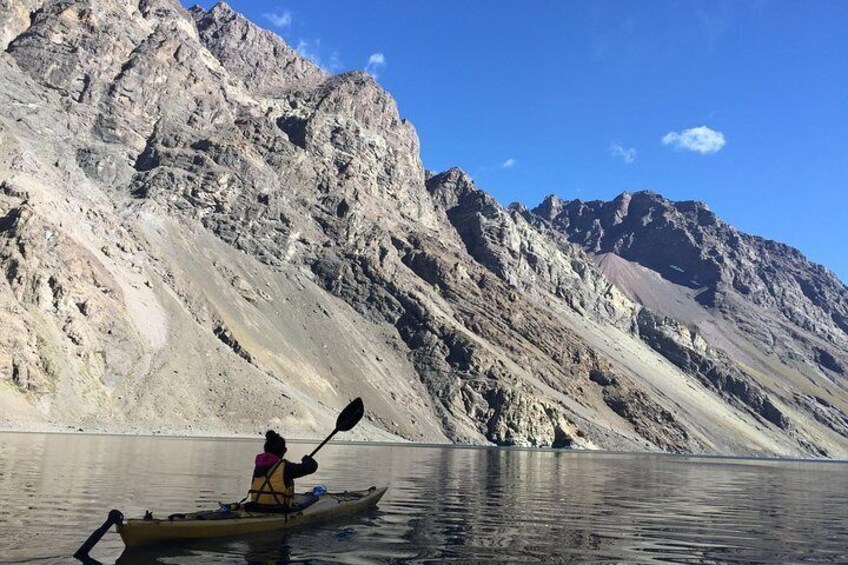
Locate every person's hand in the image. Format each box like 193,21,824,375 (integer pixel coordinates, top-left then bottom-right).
301,455,318,470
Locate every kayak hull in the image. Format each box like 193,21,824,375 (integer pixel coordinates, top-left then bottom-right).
117,486,387,548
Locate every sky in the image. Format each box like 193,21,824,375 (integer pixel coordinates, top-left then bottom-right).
187,1,848,282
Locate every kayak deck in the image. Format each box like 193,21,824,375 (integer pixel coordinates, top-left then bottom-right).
117,486,387,548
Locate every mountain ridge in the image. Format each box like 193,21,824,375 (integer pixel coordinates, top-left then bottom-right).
1,0,846,457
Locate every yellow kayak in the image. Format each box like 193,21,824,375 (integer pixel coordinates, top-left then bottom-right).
117,486,387,548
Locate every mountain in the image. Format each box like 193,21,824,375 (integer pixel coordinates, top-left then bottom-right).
528,192,848,450
1,0,846,457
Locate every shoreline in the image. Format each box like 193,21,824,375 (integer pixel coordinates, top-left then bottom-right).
2,427,845,464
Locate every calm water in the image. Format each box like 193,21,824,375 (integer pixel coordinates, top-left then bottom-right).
0,433,846,564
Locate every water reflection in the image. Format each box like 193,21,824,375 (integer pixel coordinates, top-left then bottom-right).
0,433,846,564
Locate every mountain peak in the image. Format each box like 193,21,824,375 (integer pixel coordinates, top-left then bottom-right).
531,194,564,220
426,167,475,189
529,190,848,345
191,0,325,95
212,1,234,11
426,167,479,209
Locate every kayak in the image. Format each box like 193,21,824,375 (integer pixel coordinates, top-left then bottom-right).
116,486,387,548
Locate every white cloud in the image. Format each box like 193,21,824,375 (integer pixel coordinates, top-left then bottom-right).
295,39,342,72
609,143,636,164
365,52,386,78
662,126,726,154
501,158,517,169
296,39,318,61
263,11,292,29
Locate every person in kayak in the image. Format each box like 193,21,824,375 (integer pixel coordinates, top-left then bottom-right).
245,430,318,511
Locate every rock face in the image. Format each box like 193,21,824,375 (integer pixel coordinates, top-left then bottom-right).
529,192,848,456
1,1,846,457
531,191,848,380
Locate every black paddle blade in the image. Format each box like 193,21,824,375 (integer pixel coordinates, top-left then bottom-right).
336,397,364,432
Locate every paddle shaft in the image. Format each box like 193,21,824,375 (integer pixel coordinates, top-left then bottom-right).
308,428,338,458
73,509,123,561
306,397,364,458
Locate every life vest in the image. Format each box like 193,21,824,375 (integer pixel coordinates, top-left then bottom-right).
248,459,294,508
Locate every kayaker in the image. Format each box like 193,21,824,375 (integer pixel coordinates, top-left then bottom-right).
245,430,318,511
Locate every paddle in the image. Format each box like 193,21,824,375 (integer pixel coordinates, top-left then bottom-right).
308,397,364,458
73,509,123,562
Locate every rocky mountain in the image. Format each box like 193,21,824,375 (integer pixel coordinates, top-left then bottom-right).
529,193,848,452
1,0,846,457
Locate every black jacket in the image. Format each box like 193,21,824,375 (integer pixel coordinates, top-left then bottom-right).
253,455,318,489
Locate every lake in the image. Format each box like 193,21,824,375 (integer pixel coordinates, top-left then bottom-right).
0,432,846,564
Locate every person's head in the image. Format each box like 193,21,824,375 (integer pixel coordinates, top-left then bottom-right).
264,430,286,457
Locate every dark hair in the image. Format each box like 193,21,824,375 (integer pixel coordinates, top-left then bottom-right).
264,430,286,456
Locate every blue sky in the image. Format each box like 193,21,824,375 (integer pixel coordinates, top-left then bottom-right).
188,1,848,282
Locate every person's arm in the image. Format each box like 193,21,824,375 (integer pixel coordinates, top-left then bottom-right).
286,456,318,480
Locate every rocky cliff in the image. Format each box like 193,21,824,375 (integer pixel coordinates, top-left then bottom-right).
529,192,848,453
1,0,846,457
